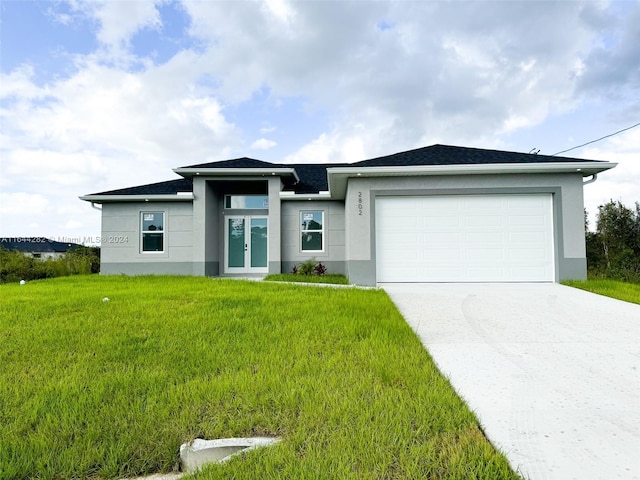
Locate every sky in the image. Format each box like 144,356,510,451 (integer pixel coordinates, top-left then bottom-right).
1,0,639,244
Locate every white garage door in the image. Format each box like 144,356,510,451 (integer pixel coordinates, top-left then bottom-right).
376,194,554,282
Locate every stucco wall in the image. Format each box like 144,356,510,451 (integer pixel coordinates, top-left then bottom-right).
281,200,346,275
344,173,588,285
97,171,588,284
100,201,194,275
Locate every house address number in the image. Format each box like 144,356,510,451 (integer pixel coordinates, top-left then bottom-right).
358,191,364,216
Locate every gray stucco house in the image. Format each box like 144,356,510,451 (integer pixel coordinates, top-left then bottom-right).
80,144,615,285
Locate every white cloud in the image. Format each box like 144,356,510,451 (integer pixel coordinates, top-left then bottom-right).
283,126,368,164
0,65,44,99
68,0,162,53
0,193,51,217
581,128,640,224
260,124,276,135
251,138,277,150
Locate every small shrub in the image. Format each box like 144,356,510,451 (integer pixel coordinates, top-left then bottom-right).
297,258,317,276
291,258,329,276
314,262,327,276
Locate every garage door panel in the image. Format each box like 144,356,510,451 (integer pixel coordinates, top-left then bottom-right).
376,194,554,282
464,196,502,208
466,215,503,227
426,232,463,243
465,232,503,243
508,215,546,226
467,267,506,280
509,231,546,242
424,248,463,262
423,216,462,228
467,247,505,261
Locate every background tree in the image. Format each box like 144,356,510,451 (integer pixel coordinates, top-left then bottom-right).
586,200,640,282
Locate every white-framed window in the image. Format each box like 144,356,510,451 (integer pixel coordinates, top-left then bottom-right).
141,212,164,252
301,210,324,252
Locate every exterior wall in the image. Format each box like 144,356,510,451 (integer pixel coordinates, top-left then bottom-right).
100,201,194,275
344,173,588,285
267,177,282,274
193,178,219,276
96,171,589,284
281,200,346,275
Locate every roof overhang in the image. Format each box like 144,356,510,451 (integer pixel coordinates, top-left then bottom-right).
79,193,194,204
173,167,300,183
325,162,617,199
279,191,332,201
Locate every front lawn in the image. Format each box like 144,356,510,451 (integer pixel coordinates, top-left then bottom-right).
562,278,640,305
0,276,519,479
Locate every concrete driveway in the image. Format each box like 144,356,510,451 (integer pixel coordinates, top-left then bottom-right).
381,283,640,480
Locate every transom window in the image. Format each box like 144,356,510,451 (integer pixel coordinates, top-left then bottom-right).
224,195,269,209
301,210,324,252
141,212,164,252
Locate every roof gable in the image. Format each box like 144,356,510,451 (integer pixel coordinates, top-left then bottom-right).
180,157,277,169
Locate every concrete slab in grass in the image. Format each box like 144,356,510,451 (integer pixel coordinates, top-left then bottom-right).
180,437,281,473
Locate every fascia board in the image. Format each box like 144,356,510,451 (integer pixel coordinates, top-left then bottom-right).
173,167,300,182
326,162,617,199
279,192,332,201
328,162,617,176
79,194,194,203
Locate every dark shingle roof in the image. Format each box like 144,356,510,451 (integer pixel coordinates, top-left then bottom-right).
353,144,592,167
84,144,607,197
89,178,193,196
177,158,347,193
286,164,347,193
0,237,81,253
180,157,277,169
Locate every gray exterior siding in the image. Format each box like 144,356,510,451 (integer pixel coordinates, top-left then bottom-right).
97,171,589,285
344,173,588,285
281,201,346,275
100,202,194,275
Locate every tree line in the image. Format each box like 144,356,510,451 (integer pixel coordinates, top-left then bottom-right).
586,200,640,283
0,246,100,284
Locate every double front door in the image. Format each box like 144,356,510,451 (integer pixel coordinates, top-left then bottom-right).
225,215,268,273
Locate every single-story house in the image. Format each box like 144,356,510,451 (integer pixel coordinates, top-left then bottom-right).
80,144,615,285
0,237,82,259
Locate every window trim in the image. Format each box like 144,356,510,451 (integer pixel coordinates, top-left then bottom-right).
300,210,324,252
141,211,165,253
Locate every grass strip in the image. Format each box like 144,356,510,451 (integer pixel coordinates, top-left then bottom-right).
562,278,640,305
263,273,349,284
0,275,519,479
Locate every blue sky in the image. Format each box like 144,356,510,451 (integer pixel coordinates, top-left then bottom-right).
1,0,639,241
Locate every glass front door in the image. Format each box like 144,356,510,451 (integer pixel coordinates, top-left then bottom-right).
225,216,268,273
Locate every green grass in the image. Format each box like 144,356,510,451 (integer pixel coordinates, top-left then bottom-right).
562,278,640,305
0,276,519,479
263,273,350,284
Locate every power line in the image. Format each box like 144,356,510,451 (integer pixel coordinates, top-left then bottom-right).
552,121,640,156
